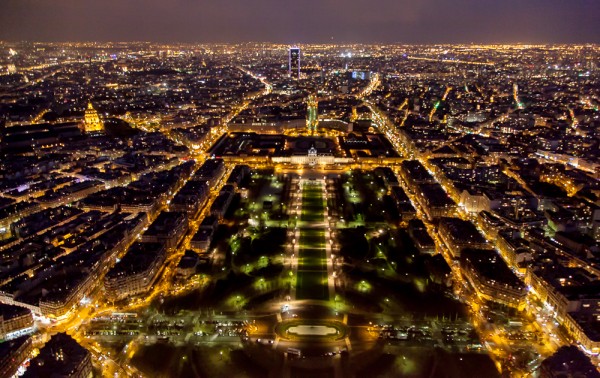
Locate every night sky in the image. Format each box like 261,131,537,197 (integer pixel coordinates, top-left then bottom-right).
1,0,598,44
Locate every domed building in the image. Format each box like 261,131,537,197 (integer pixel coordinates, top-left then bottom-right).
82,102,104,133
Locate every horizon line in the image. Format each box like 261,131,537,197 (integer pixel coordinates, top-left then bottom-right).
1,40,599,47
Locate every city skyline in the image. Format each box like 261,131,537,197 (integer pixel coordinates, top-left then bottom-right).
1,0,599,44
0,4,599,376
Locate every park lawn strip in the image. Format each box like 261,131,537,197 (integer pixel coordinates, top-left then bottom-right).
296,182,329,301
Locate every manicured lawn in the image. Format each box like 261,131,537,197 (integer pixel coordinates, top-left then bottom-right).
296,271,329,301
300,185,324,222
299,247,326,270
295,183,329,301
300,229,325,247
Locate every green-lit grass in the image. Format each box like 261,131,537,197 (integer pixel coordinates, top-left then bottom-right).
300,229,325,247
296,271,329,301
299,250,326,271
300,185,325,222
295,184,329,301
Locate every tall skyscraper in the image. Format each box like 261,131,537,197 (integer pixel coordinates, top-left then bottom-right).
289,47,300,79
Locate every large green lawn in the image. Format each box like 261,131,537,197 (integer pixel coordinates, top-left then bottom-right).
300,228,325,247
300,185,324,223
296,183,329,301
296,270,329,301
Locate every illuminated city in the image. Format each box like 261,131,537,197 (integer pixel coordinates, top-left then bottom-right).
0,4,600,378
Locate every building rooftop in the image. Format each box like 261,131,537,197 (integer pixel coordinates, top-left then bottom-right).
24,333,90,378
461,249,526,291
420,184,456,208
540,345,600,378
106,242,165,279
402,160,435,183
0,302,32,320
144,212,187,237
439,217,487,245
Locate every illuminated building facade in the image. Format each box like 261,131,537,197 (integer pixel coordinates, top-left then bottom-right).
104,242,167,301
83,102,104,133
0,304,34,340
0,336,32,378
